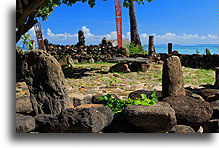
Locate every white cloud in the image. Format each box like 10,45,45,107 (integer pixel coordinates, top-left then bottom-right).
40,26,218,45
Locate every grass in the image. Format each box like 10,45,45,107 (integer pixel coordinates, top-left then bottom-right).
16,62,215,99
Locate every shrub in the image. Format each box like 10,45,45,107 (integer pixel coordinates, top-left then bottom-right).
124,42,148,55
98,90,158,114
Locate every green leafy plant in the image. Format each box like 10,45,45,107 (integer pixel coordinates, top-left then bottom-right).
98,90,158,114
125,42,148,55
98,94,127,114
126,90,158,106
20,33,33,50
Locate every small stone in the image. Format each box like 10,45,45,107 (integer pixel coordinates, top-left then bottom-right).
169,125,196,133
16,114,35,133
16,96,33,114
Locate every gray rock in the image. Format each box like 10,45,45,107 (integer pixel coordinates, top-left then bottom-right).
125,102,176,133
162,56,185,98
16,114,35,133
109,63,131,73
164,96,213,126
21,50,68,116
88,58,95,63
69,94,92,107
169,125,196,133
16,96,33,114
35,104,113,133
130,62,150,72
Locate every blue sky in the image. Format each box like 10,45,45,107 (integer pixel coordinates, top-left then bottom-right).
20,0,218,45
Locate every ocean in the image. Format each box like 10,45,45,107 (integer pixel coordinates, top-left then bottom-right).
145,44,219,55
20,44,219,55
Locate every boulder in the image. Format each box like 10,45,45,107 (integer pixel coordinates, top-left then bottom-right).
109,63,131,73
162,56,185,98
35,104,113,133
169,125,196,133
21,50,68,116
16,114,35,133
68,93,92,107
164,96,213,126
16,96,33,114
125,102,176,133
130,62,149,72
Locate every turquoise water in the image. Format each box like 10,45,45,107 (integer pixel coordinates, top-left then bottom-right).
21,44,219,55
145,44,219,55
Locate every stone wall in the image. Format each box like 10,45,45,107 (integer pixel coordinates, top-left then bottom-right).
160,53,219,69
43,39,219,69
44,40,128,64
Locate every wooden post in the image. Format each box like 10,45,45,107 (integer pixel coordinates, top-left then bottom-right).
214,67,219,89
148,36,155,56
168,43,172,54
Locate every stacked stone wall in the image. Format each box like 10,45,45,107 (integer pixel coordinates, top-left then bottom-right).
160,53,219,69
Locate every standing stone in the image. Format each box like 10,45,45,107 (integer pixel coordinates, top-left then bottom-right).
101,37,107,46
214,67,219,89
21,50,68,116
75,30,85,47
148,36,155,56
162,56,185,98
168,43,172,54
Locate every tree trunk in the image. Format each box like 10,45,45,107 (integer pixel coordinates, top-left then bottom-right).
129,0,142,47
16,0,47,43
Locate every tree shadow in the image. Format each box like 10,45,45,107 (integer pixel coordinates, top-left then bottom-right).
185,85,215,94
62,66,100,79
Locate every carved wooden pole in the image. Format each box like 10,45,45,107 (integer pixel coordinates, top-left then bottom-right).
148,36,155,56
214,67,219,89
168,43,172,54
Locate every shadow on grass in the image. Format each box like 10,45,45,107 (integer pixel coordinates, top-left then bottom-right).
62,66,101,79
185,84,215,94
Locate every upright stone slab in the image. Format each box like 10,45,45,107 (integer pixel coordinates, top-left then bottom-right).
214,67,219,89
22,50,68,116
162,56,185,98
75,30,85,47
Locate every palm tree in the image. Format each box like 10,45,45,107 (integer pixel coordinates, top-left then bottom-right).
129,0,141,47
